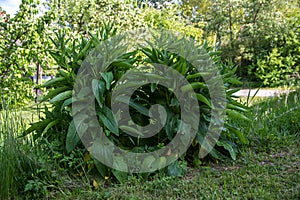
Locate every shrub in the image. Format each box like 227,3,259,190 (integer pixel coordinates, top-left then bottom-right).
25,24,249,182
251,31,300,87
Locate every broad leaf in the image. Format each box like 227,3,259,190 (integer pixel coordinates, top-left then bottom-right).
217,140,237,161
43,77,66,87
120,125,142,136
101,72,113,90
22,118,52,138
42,86,70,102
94,158,109,178
66,120,80,153
115,95,149,116
41,119,59,136
97,106,119,136
92,79,105,108
61,97,73,111
111,169,128,184
196,93,212,108
226,124,248,144
226,109,251,121
50,90,72,104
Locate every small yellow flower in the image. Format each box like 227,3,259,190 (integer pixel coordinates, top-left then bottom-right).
105,176,109,180
93,180,99,188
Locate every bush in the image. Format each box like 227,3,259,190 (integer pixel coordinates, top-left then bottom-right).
251,30,300,87
25,24,249,182
0,1,52,108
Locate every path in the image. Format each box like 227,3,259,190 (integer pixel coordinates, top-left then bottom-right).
233,89,294,97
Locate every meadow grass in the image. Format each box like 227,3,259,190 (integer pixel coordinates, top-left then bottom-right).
0,109,35,198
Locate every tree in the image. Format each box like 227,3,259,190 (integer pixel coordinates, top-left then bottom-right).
252,0,300,86
45,0,145,34
0,0,52,108
189,0,299,84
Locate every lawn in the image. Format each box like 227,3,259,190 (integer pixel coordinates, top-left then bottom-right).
56,144,299,199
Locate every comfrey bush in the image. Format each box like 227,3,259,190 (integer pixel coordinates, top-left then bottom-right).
24,24,249,182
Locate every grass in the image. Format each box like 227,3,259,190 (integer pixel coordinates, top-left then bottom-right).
52,141,299,199
1,89,299,199
0,106,61,199
0,109,35,198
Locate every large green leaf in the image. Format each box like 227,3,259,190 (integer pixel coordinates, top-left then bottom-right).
57,69,70,78
112,156,128,172
22,118,52,138
42,86,70,102
166,116,178,140
141,155,156,172
226,78,242,85
226,124,248,144
226,109,251,121
186,72,213,80
112,60,134,70
101,72,113,90
196,93,212,108
217,140,237,161
97,106,119,136
181,82,205,92
115,95,149,116
66,120,80,153
94,158,109,178
43,77,66,87
227,102,248,112
152,157,167,170
41,119,59,136
208,148,226,161
111,169,128,184
61,97,73,111
92,79,105,108
50,90,73,104
119,125,142,136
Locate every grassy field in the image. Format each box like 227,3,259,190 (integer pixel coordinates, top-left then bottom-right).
0,89,299,199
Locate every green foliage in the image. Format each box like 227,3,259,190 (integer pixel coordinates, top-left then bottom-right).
141,4,204,42
41,0,300,87
46,0,144,33
0,109,39,198
25,24,249,182
243,89,300,149
0,0,53,108
184,0,300,86
23,25,117,176
251,16,300,86
1,0,299,112
2,0,300,198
